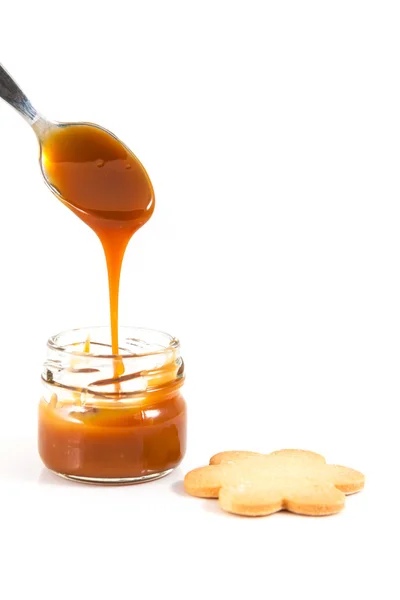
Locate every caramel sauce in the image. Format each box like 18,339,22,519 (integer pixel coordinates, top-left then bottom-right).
38,124,187,481
42,124,155,356
38,388,186,480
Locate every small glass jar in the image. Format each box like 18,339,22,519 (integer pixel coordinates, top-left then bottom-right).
38,326,186,484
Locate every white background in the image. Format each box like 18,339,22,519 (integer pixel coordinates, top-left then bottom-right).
0,1,398,598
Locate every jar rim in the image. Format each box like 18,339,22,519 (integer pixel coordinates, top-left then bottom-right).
47,325,180,359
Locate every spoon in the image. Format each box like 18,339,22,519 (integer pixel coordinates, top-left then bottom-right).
0,62,155,225
0,62,155,357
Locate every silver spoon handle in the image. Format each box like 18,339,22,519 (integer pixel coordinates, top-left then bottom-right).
0,63,39,125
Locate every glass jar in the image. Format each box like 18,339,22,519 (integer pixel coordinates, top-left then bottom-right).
38,326,186,484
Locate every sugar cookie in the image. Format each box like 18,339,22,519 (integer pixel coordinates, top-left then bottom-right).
184,449,364,517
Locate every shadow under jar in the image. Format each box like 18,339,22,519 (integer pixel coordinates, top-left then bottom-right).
38,326,186,484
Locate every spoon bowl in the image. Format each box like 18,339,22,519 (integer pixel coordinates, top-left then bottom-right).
38,121,154,228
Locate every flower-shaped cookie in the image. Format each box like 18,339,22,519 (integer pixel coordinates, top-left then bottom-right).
184,449,365,516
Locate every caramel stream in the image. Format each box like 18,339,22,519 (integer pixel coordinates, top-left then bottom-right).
42,125,154,379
